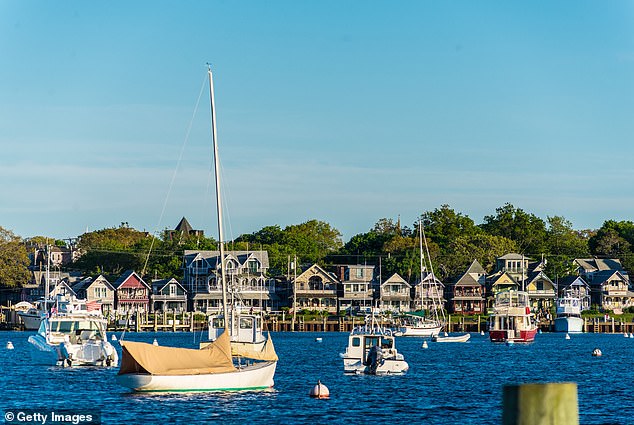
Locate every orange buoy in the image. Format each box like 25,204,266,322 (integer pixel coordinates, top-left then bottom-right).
309,380,330,399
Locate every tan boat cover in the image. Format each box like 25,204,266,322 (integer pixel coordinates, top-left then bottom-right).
118,331,236,376
232,334,279,361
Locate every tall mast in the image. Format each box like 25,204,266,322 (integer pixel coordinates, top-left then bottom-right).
208,65,229,332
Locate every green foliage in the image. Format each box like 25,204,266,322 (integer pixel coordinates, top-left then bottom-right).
480,203,548,254
0,227,31,288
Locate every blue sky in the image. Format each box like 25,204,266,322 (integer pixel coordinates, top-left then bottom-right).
2,1,634,242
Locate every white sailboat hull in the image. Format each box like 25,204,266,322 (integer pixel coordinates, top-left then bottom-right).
116,361,277,393
398,324,442,337
554,316,584,333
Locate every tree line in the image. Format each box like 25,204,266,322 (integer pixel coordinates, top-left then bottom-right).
2,203,634,288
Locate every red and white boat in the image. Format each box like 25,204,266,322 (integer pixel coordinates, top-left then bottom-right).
488,290,538,343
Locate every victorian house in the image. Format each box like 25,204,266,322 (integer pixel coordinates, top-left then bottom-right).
485,271,519,309
573,258,626,282
182,250,275,313
72,275,115,315
291,264,339,313
446,260,486,315
377,273,411,313
151,278,188,312
557,275,591,311
524,270,557,317
334,264,376,314
413,272,445,312
588,270,633,311
112,270,151,313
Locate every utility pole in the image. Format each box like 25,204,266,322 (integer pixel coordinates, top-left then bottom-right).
291,255,297,331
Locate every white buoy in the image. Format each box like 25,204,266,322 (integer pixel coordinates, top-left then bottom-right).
422,340,428,349
153,338,159,346
443,332,448,337
630,333,633,338
309,380,330,399
315,337,322,343
538,329,542,334
480,330,485,336
565,333,570,340
506,340,515,346
592,348,602,357
112,334,117,341
6,341,14,350
624,333,629,338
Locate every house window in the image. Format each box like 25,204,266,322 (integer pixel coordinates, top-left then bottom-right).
248,260,259,274
169,284,176,297
355,268,363,279
537,281,544,291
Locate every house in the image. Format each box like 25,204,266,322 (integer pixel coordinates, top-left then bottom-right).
334,264,375,314
587,270,633,311
486,271,519,309
167,217,204,242
151,278,188,312
557,276,591,311
495,253,533,284
377,273,411,313
292,264,339,313
112,270,151,313
524,270,557,317
413,272,445,312
446,260,486,315
182,250,276,313
574,258,627,282
72,275,115,315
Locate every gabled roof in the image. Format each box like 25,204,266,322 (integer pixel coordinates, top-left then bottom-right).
72,275,114,292
574,258,623,272
381,273,411,288
526,270,554,286
464,259,486,275
184,250,270,269
557,275,590,291
151,278,187,294
590,269,628,284
296,264,339,283
112,270,150,290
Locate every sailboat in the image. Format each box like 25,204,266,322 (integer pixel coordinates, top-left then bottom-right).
116,66,278,392
397,219,444,337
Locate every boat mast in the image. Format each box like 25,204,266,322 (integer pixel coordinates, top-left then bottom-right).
208,65,230,333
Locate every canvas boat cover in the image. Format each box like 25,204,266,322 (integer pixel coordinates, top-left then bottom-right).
118,331,236,376
232,334,278,361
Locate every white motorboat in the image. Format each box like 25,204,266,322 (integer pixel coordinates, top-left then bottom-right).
432,333,471,343
341,315,409,375
204,310,267,357
554,295,584,333
489,290,538,343
27,296,118,367
18,299,50,330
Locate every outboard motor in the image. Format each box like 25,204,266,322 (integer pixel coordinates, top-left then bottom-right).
366,345,383,375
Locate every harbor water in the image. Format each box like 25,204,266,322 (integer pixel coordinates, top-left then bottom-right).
2,330,633,424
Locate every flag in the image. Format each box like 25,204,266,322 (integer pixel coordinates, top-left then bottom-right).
86,300,101,312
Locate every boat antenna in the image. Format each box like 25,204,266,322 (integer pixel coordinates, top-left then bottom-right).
208,64,230,333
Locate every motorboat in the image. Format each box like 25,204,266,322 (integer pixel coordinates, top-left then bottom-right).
204,309,268,358
432,333,471,343
341,315,409,375
27,296,118,367
488,290,538,343
554,295,584,333
18,299,52,330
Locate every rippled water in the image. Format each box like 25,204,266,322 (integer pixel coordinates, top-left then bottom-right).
2,330,633,424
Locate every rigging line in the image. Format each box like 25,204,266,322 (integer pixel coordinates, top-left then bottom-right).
141,73,208,275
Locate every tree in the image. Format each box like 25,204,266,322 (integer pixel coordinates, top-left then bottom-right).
545,216,590,278
480,203,547,254
441,233,517,279
422,205,479,249
0,227,31,288
283,220,343,265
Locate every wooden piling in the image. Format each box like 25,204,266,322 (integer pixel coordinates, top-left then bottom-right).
503,382,578,425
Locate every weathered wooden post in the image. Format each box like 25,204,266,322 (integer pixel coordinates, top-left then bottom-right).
503,382,578,425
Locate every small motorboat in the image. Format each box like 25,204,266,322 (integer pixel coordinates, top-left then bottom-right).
432,333,471,343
